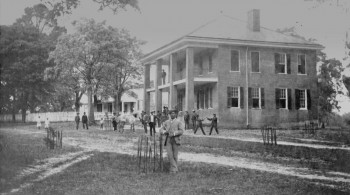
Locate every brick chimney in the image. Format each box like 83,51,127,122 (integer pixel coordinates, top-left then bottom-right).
247,9,260,32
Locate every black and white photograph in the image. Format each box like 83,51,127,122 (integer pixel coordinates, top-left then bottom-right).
1,0,350,194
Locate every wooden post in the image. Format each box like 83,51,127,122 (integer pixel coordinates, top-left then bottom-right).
160,134,163,171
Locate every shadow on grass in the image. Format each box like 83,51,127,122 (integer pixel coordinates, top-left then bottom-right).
17,152,349,195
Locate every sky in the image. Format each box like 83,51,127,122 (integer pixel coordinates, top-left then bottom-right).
1,0,350,113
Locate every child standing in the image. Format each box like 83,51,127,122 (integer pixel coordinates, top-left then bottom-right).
100,118,104,130
36,116,42,130
45,118,50,130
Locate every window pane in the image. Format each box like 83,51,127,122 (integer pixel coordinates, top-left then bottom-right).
252,88,259,98
232,98,239,107
233,87,239,98
199,57,203,75
231,50,239,71
252,99,260,108
251,52,259,72
280,99,286,108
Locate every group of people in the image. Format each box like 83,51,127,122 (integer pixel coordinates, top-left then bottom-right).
74,112,89,130
183,110,219,136
36,116,50,130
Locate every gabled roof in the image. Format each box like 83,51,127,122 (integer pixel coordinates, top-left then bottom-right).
141,15,324,63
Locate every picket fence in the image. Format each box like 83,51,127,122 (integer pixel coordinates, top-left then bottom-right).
0,112,114,122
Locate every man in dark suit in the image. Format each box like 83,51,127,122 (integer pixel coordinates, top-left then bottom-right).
207,114,218,135
184,111,190,130
160,110,184,173
142,111,150,134
82,112,88,130
194,115,206,135
75,113,80,130
191,110,198,130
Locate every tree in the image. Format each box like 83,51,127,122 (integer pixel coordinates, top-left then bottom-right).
41,0,139,15
49,19,143,122
317,51,344,125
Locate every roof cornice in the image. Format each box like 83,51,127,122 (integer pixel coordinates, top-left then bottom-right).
141,36,324,64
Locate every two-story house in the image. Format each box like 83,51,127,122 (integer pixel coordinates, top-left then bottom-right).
141,9,324,128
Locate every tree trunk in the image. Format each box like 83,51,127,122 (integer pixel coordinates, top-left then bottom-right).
114,94,120,114
12,90,16,122
87,85,95,123
75,91,81,113
21,108,26,123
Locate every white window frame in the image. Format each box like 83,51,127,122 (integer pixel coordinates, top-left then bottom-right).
251,51,260,73
279,88,288,109
252,88,261,109
297,54,307,75
230,50,240,72
299,89,308,110
277,53,287,74
228,86,240,108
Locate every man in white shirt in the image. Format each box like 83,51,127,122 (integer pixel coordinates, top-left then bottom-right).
149,111,156,136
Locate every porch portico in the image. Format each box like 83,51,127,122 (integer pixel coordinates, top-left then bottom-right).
142,47,218,114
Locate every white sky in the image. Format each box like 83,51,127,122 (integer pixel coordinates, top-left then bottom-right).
1,0,350,114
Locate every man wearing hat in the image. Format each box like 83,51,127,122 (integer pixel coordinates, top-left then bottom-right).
160,110,184,173
191,110,198,130
207,113,218,135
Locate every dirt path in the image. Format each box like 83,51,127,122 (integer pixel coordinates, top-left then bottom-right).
183,131,350,151
2,127,350,194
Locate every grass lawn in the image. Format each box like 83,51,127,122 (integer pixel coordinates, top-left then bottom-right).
15,152,348,195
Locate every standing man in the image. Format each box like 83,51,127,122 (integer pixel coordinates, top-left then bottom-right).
149,111,156,136
112,113,118,131
207,114,218,135
82,112,88,130
184,111,190,130
160,110,184,174
143,111,150,134
191,110,198,130
75,113,80,130
157,110,162,127
162,69,166,85
194,115,206,135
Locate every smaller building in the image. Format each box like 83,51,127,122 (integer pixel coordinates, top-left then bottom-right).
79,88,144,115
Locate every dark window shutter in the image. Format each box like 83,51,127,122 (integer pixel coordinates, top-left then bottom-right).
240,87,244,108
275,53,279,74
288,88,292,110
261,88,265,109
287,54,291,74
307,89,311,110
248,87,252,109
227,87,231,108
295,89,300,110
275,88,280,109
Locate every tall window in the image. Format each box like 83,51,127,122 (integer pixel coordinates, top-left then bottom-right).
252,88,260,108
275,53,286,73
208,55,213,73
199,56,203,75
227,87,239,107
251,51,260,72
231,50,239,71
108,103,113,112
178,93,183,111
276,88,291,109
298,54,306,74
208,87,213,108
97,103,102,112
295,89,310,110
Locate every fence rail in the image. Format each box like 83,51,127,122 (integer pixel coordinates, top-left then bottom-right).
0,112,128,122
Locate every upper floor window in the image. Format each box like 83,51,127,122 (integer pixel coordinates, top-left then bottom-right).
251,51,260,72
208,55,213,73
295,89,311,110
275,53,291,74
248,87,265,109
298,54,306,74
276,88,292,109
231,50,239,71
